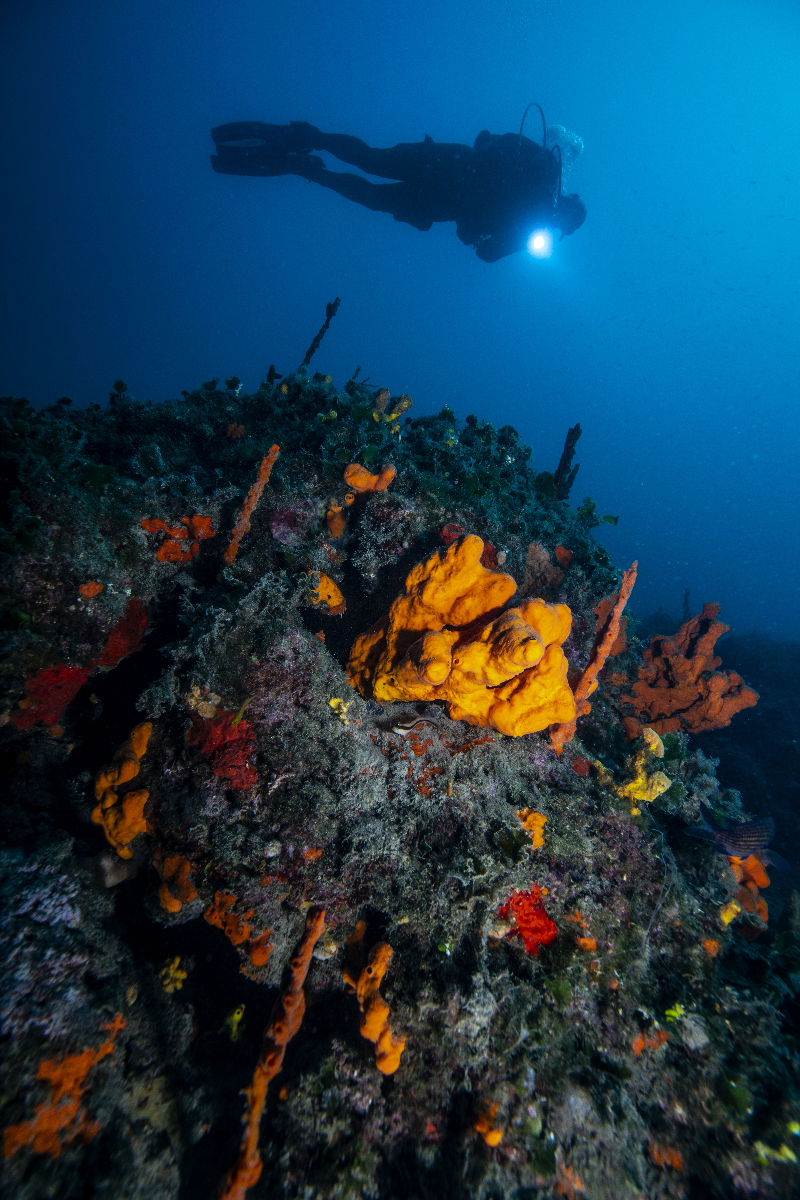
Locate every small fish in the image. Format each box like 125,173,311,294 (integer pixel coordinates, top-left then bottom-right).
390,715,441,738
685,809,789,868
220,1004,245,1042
371,702,445,737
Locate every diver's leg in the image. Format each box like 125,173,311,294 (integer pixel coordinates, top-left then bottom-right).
210,151,327,178
314,134,474,181
283,157,402,211
280,158,434,229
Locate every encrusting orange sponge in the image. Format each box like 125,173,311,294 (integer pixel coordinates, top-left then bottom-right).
204,892,273,969
474,1102,504,1147
308,572,346,615
3,1014,125,1159
728,852,770,927
343,462,396,494
153,850,199,913
516,809,547,848
91,722,152,858
343,923,405,1075
347,535,575,737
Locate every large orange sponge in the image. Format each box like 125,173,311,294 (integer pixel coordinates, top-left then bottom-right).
347,535,575,737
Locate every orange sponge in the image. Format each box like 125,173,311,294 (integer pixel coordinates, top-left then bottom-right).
326,505,346,540
309,572,346,615
343,924,405,1075
343,462,396,494
3,1015,125,1159
154,851,198,913
204,891,273,970
91,722,152,858
347,536,575,736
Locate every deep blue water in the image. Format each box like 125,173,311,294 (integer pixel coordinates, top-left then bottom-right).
2,0,799,638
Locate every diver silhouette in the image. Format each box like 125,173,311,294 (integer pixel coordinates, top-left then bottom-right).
210,108,586,262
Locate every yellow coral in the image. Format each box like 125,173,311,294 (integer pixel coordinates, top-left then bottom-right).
642,726,665,756
160,956,187,993
614,729,671,812
329,697,350,724
347,536,575,737
91,722,152,858
617,770,671,805
719,899,742,926
754,1141,798,1166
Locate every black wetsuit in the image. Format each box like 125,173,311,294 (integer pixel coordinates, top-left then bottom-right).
211,124,585,262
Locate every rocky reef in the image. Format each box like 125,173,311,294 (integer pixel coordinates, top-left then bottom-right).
1,354,799,1199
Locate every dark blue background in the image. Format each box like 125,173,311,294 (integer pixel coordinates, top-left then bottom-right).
2,0,798,636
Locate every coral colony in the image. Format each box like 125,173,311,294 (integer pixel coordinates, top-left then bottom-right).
2,302,800,1198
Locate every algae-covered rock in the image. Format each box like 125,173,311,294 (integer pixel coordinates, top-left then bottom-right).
0,367,795,1199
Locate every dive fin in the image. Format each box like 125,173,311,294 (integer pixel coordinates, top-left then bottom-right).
684,825,714,842
762,849,791,871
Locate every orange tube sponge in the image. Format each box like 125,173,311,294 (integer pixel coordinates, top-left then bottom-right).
91,722,152,858
3,1015,125,1159
550,562,637,754
218,908,325,1200
343,462,396,494
347,535,575,737
223,445,280,565
326,504,346,540
343,932,405,1075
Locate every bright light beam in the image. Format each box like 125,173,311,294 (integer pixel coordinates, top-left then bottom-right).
526,229,553,258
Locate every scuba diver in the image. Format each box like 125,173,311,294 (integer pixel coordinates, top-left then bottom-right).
210,106,586,263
